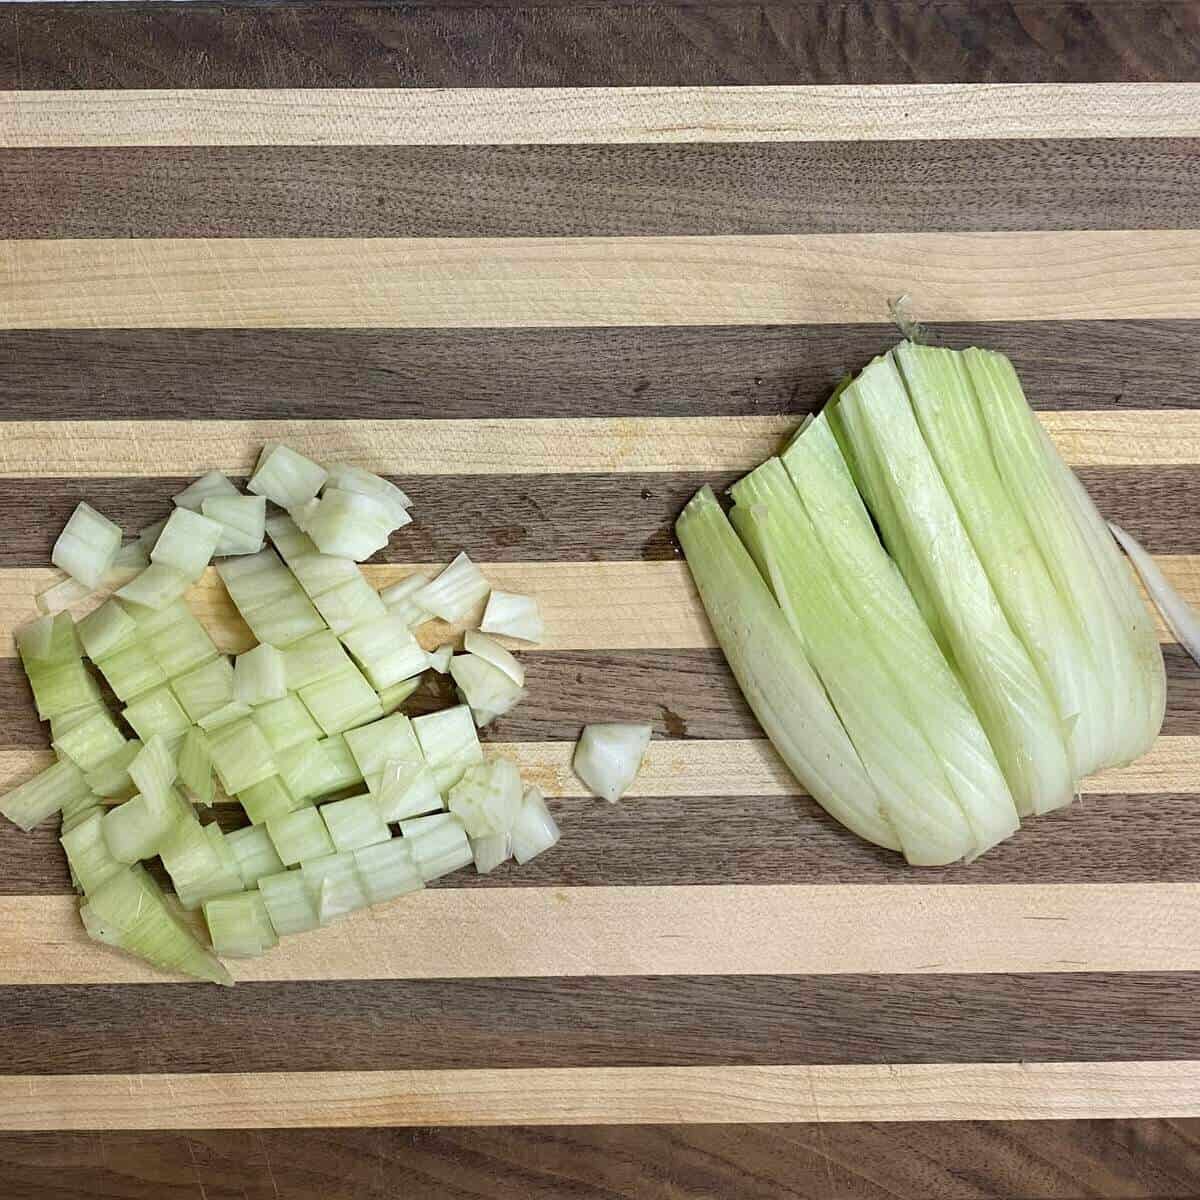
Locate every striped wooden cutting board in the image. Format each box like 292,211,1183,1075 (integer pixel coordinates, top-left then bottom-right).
1,3,1199,1195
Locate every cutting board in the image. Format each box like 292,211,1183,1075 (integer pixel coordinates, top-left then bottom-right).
1,3,1199,1196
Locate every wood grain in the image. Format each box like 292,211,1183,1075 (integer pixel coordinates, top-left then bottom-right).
2,1120,1199,1200
3,882,1200,984
2,322,1195,420
4,232,1200,329
5,974,1200,1075
3,4,1198,90
6,140,1200,240
3,1060,1200,1130
1,558,1195,657
7,85,1200,149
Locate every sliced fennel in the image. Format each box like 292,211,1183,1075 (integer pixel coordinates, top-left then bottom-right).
102,787,189,863
1110,523,1200,668
480,590,544,644
573,723,652,808
378,676,422,715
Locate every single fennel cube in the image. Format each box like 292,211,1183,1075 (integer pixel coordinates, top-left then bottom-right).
573,723,651,805
202,494,266,557
266,514,361,599
123,686,191,745
379,572,434,627
511,786,561,864
252,692,322,753
315,734,365,791
203,824,247,894
151,507,224,581
470,831,511,875
116,563,192,612
449,652,525,727
77,599,138,662
238,774,303,825
127,733,178,802
320,792,391,853
173,470,239,512
60,808,124,894
324,463,412,525
177,726,214,806
226,824,286,888
217,548,293,612
204,889,278,958
0,757,91,831
95,642,167,703
259,868,320,936
306,488,394,561
52,709,127,773
448,758,523,838
143,608,219,679
248,443,328,510
52,502,122,589
102,788,190,864
266,806,335,866
246,590,327,649
463,629,524,686
401,812,472,881
284,630,351,691
276,738,350,804
412,704,482,793
413,552,490,623
301,852,368,925
343,712,423,793
298,664,383,736
49,701,108,742
171,655,236,723
377,760,443,823
480,590,544,644
82,865,232,985
17,610,81,671
233,643,288,706
355,837,423,904
311,573,387,636
206,716,277,795
197,700,252,731
160,815,237,909
84,739,142,799
26,660,102,720
341,613,427,689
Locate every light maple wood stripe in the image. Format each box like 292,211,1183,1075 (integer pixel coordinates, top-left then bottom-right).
0,558,1195,656
0,412,1198,478
2,883,1199,985
1,1061,1197,1131
3,232,1199,330
3,85,1197,149
0,737,1193,808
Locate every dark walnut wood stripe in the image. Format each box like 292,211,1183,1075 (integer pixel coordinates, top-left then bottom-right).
9,784,1200,896
1,973,1198,1075
1,1119,1198,1199
1,322,1195,421
0,463,1197,572
5,140,1199,239
3,3,1197,88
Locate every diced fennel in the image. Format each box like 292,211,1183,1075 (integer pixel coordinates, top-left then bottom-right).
248,443,328,510
82,865,232,985
84,739,142,799
284,630,351,691
470,832,511,874
52,501,122,589
0,757,92,831
123,686,191,745
17,610,81,670
463,629,525,687
226,824,287,888
306,488,397,561
573,723,652,807
151,507,223,581
233,643,288,705
60,809,123,894
275,740,342,805
77,599,138,661
171,655,237,723
377,760,443,822
238,774,304,824
266,514,362,599
102,787,189,863
321,793,391,852
448,758,522,837
116,562,192,611
197,700,252,732
127,734,179,802
412,705,483,793
511,786,561,864
174,470,239,512
324,463,413,524
202,494,266,557
252,692,322,753
354,838,424,904
61,799,103,835
341,613,428,689
449,653,525,727
427,645,453,674
298,664,384,736
312,573,388,636
1110,523,1200,669
95,642,168,703
143,609,219,679
244,589,327,649
676,488,900,852
204,889,279,958
37,574,91,615
52,709,127,772
160,816,237,909
480,590,544,644
315,734,365,791
259,868,321,936
401,812,473,881
26,660,102,721
266,806,335,866
178,726,214,806
831,354,1074,817
289,498,320,534
379,572,434,627
49,701,108,742
206,716,277,795
964,348,1165,767
302,853,369,925
414,552,490,623
343,712,424,793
